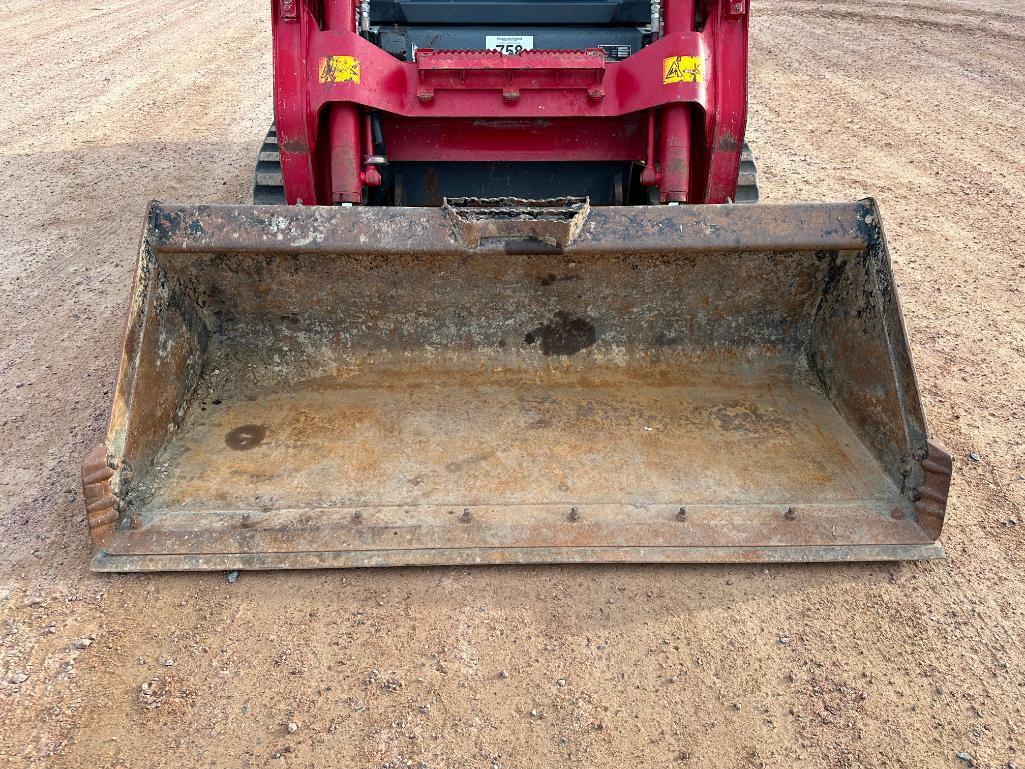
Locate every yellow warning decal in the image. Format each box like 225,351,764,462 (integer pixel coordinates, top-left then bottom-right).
662,56,704,84
319,56,361,84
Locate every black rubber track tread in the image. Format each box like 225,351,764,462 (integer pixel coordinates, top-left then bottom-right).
252,124,285,205
735,141,760,204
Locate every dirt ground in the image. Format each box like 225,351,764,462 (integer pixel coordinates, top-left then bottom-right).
1,0,1023,767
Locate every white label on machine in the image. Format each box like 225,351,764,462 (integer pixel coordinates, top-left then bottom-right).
486,35,534,54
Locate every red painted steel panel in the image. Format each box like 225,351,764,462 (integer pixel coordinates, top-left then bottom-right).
380,116,647,162
307,30,708,118
272,1,320,203
701,0,749,203
271,0,749,205
658,0,694,202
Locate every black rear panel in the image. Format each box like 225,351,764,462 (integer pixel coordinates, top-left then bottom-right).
377,25,643,60
386,162,636,206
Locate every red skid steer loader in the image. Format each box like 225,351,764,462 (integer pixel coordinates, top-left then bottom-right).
82,0,952,570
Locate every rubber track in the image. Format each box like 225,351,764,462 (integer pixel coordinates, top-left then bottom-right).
252,125,285,205
735,141,760,204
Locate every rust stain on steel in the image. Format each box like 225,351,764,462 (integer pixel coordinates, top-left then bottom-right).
914,440,953,539
132,361,888,512
716,132,739,152
84,199,951,571
93,543,946,573
279,137,309,155
81,444,117,543
106,500,935,555
444,197,590,250
150,201,866,255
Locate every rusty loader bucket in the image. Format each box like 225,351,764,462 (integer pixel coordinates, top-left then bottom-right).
82,200,952,571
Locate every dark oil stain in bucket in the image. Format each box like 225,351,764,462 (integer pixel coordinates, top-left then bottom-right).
537,273,581,286
445,451,496,473
525,310,596,356
225,424,267,451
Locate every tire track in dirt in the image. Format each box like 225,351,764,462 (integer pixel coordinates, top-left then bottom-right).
769,0,1025,43
751,8,1025,753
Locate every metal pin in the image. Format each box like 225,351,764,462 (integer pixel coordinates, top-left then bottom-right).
784,507,797,521
353,510,363,524
568,507,580,522
676,506,687,522
461,508,473,522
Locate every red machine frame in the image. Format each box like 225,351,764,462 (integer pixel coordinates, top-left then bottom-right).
272,0,749,205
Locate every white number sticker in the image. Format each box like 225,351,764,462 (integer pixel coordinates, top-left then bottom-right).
485,35,534,55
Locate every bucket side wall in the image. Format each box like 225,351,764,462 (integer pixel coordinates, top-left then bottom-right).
807,226,928,509
109,249,210,507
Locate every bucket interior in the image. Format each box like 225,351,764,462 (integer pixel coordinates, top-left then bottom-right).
138,359,896,512
99,230,938,566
